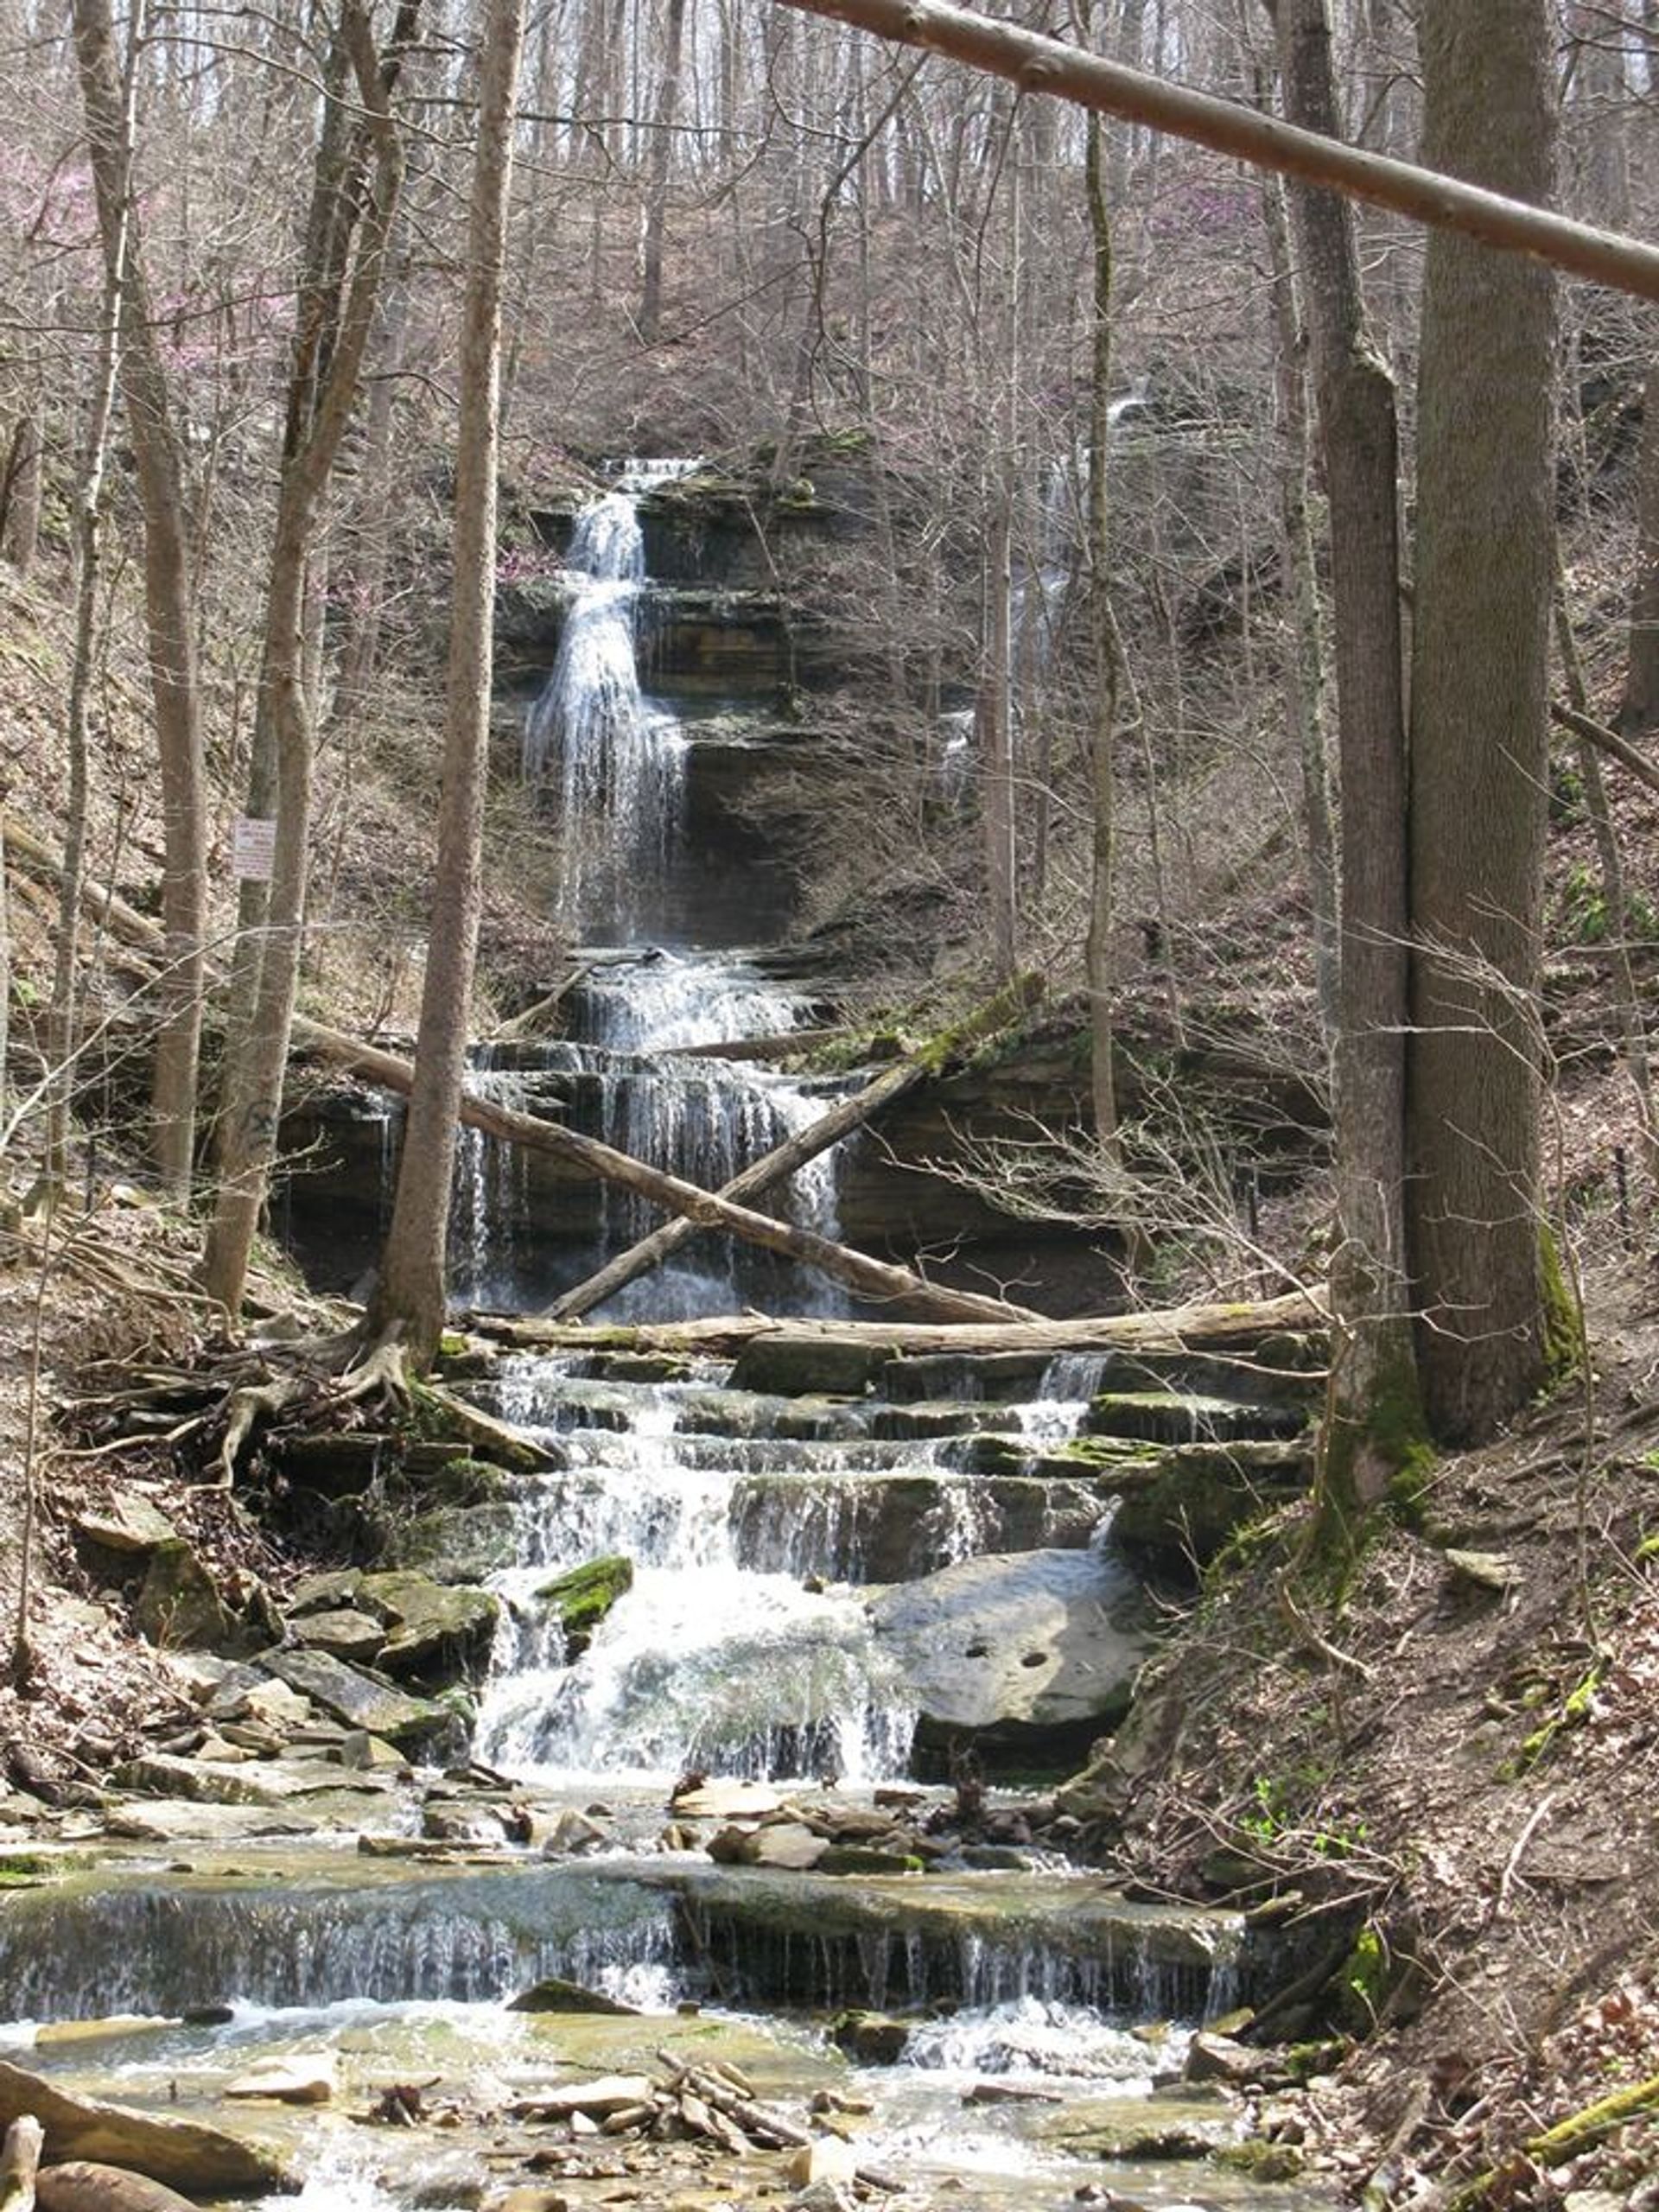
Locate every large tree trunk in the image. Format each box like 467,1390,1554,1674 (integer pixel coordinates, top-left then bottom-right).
1080,56,1122,1163
1406,0,1559,1442
638,0,688,342
202,0,414,1319
1274,0,1421,1521
71,0,208,1202
481,1287,1326,1360
370,0,525,1368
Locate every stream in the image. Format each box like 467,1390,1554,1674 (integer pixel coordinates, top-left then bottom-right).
1,461,1332,2212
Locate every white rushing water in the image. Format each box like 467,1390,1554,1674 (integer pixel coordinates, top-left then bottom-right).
522,472,687,934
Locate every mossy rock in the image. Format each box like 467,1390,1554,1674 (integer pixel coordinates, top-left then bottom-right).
1110,1442,1313,1570
378,1503,519,1582
537,1554,634,1659
357,1571,501,1687
727,1338,898,1398
134,1543,245,1654
1084,1390,1307,1446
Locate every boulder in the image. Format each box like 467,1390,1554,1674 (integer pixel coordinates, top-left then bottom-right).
356,1572,500,1684
35,2163,202,2212
506,1976,639,2017
378,1503,518,1583
707,1821,828,1872
291,1607,385,1662
868,1549,1155,1761
260,1649,467,1759
535,1556,632,1661
0,2061,289,2196
1084,1390,1307,1446
132,1544,233,1653
727,1338,896,1398
72,1495,179,1555
1109,1440,1312,1568
830,2012,910,2063
224,2054,338,2105
671,1780,783,1821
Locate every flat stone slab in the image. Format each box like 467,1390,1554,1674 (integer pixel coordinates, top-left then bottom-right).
72,1494,179,1554
110,1753,400,1808
260,1649,462,1755
101,1800,322,1845
0,2060,289,2196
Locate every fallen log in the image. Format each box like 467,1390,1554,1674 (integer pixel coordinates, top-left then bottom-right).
661,1027,849,1062
289,1015,1040,1325
1550,700,1659,804
477,1287,1327,1361
488,958,597,1046
544,972,1046,1322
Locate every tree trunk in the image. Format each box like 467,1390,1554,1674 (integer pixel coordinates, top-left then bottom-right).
546,975,1043,1319
1407,0,1560,1442
1623,356,1659,734
481,1286,1326,1361
48,5,134,1185
639,0,687,342
71,0,208,1201
773,0,1659,302
370,0,525,1369
1554,581,1659,1211
202,0,414,1319
1,404,42,576
1274,0,1421,1520
1080,60,1122,1162
1255,143,1338,1047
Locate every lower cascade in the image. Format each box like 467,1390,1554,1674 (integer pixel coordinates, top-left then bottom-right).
1,460,1325,2212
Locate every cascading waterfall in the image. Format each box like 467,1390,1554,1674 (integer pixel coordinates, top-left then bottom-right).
522,468,692,937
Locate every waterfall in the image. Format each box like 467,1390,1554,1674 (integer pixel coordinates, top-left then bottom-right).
522,480,686,936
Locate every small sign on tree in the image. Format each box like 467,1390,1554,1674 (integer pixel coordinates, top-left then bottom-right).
232,817,276,882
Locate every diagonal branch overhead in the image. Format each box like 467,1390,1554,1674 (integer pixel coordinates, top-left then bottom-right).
773,0,1659,302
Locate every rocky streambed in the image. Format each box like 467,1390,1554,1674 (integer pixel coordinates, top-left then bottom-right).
2,1325,1338,2212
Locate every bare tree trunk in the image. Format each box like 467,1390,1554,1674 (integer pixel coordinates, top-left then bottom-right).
1274,0,1421,1521
202,0,415,1319
1081,86,1121,1159
72,0,208,1202
1,403,42,576
639,0,687,342
1255,141,1338,1046
1623,356,1659,734
979,478,1018,979
370,0,525,1369
1554,580,1659,1211
48,2,136,1185
1407,0,1559,1443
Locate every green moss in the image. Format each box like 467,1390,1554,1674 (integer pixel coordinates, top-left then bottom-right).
1506,1658,1605,1776
1313,1334,1432,1572
1336,1922,1389,2033
537,1554,635,1658
1216,2142,1306,2182
1537,1225,1585,1394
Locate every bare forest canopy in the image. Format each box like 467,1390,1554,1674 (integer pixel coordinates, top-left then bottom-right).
778,0,1659,300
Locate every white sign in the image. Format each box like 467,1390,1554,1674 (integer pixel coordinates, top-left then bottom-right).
232,817,276,882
